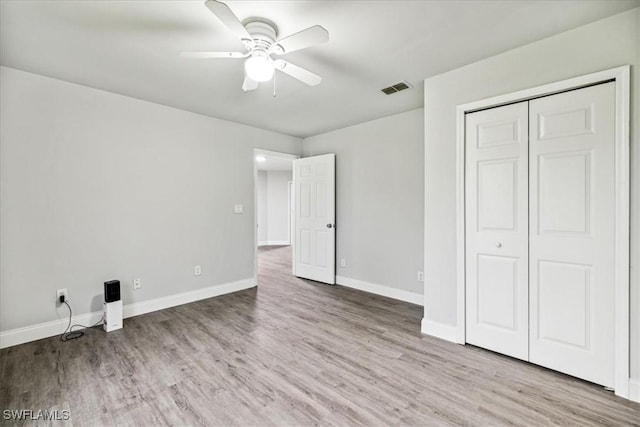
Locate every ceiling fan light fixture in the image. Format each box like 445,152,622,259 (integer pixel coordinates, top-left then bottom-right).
244,53,274,82
183,1,330,90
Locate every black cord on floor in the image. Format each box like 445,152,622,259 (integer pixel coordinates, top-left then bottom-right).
60,301,103,342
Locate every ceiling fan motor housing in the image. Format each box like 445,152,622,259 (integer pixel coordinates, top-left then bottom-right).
244,19,278,51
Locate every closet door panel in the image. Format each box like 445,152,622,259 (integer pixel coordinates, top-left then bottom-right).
529,82,615,388
465,102,529,360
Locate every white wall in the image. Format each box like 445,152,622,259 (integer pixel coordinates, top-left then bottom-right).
256,170,291,245
423,8,640,379
0,66,301,334
303,109,424,297
265,171,291,245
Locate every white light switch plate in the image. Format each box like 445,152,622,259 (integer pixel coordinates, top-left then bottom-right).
234,204,244,214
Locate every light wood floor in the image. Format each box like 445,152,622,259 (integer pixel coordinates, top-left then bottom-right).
1,245,639,426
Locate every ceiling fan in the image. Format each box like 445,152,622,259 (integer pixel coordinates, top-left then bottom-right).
181,0,329,92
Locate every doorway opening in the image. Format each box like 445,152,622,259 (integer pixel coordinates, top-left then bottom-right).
253,149,298,282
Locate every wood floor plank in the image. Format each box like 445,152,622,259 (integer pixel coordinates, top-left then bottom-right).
1,245,639,426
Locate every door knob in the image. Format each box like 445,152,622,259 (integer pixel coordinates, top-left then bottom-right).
496,242,502,248
327,224,333,229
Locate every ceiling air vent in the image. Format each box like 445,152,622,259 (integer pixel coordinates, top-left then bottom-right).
381,81,412,95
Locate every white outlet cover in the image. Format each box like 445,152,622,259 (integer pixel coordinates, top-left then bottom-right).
233,204,244,214
56,288,68,302
195,265,202,276
133,279,141,289
340,259,346,268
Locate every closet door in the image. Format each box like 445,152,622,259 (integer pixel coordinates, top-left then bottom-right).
465,102,529,360
529,82,615,387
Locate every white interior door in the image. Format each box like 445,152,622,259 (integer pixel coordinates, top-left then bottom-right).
465,102,529,360
528,82,615,387
294,154,335,284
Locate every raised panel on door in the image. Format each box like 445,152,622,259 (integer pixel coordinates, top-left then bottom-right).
537,261,591,349
294,154,336,284
529,82,615,387
538,152,591,234
476,254,518,330
478,159,518,231
465,102,529,361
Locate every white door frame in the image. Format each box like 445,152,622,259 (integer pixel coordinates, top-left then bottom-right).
253,149,299,283
288,181,294,245
455,66,630,399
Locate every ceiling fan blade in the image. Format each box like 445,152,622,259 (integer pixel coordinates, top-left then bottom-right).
204,0,253,45
180,51,248,59
242,75,259,92
269,25,329,55
274,60,322,86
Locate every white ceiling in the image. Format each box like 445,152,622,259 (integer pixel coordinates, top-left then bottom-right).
1,0,638,138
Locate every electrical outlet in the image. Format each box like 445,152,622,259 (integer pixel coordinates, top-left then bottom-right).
133,278,141,290
417,271,424,282
194,265,202,276
340,258,346,268
56,288,68,304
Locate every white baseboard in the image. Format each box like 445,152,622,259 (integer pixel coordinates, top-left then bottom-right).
0,278,255,349
0,311,105,350
629,378,640,403
336,276,423,306
421,318,458,343
122,278,254,318
258,240,290,247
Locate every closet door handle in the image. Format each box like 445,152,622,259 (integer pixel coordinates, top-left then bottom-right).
496,242,502,248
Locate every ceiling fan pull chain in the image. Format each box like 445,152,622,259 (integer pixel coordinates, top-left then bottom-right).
273,71,277,98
